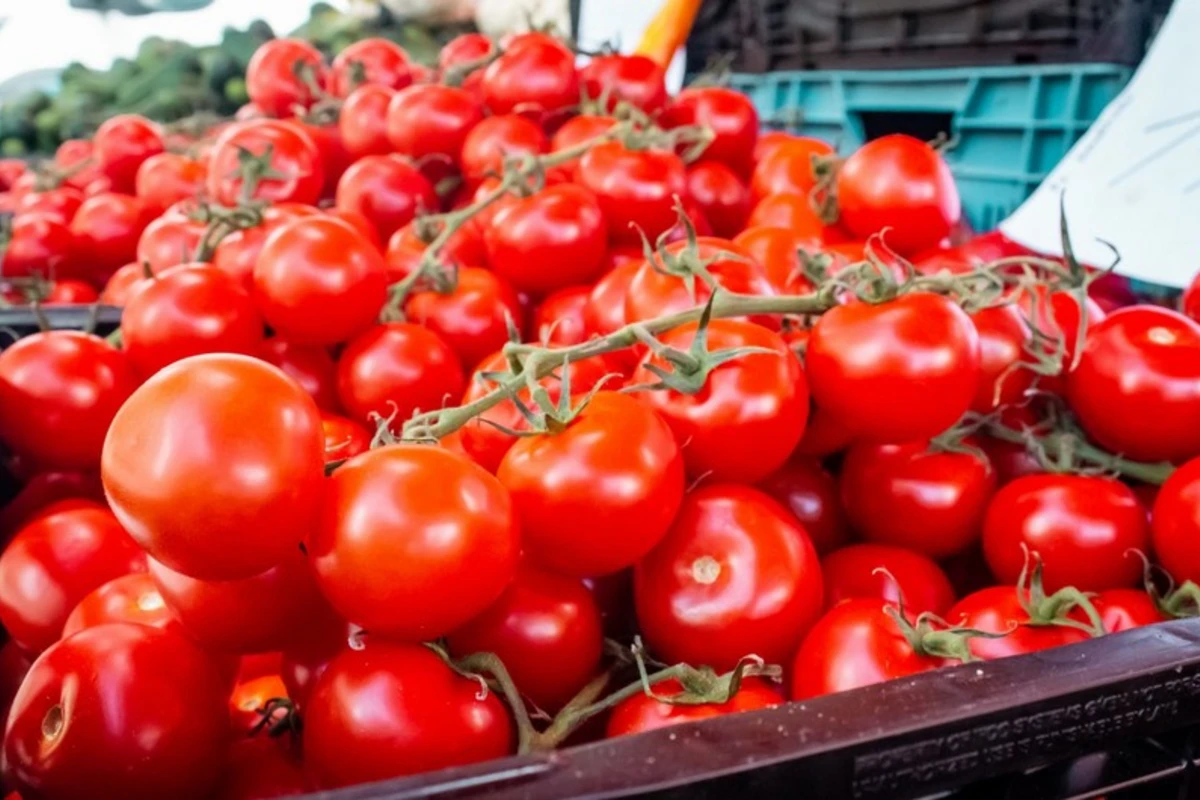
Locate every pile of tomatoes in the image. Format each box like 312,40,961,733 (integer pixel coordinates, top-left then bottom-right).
1,27,1199,800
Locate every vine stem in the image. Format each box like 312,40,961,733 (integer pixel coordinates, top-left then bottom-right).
984,423,1175,485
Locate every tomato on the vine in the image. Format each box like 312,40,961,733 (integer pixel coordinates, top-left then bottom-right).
246,38,326,117
260,337,339,412
387,84,484,165
947,587,1091,659
1152,456,1200,583
404,266,524,370
585,258,641,338
69,192,155,282
578,141,687,244
745,193,830,247
1,213,75,280
580,54,667,113
329,37,412,97
334,153,436,240
750,136,835,200
821,544,956,615
758,458,850,555
17,186,83,226
135,214,204,274
606,677,782,737
61,572,177,638
338,84,396,159
207,120,324,207
480,35,579,118
460,114,547,181
93,114,164,194
1090,588,1165,633
970,303,1035,412
134,152,205,213
663,87,759,177
321,412,372,465
533,285,592,346
686,161,751,238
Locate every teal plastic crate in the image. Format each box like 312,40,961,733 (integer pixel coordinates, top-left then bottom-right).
730,64,1133,232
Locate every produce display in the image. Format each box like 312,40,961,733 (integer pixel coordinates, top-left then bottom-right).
0,23,1199,800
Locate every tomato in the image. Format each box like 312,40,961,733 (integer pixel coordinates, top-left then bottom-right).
744,194,824,246
61,572,176,638
663,87,758,177
312,445,518,638
335,154,436,241
632,320,808,484
93,114,164,194
460,114,547,181
480,36,579,118
299,121,352,196
386,84,484,166
54,139,106,192
246,38,325,117
37,279,97,305
0,332,135,473
1066,306,1200,463
304,640,511,788
329,37,412,97
448,565,602,712
121,264,264,378
1152,456,1200,583
218,734,310,800
580,54,667,113
982,437,1043,487
260,338,339,412
132,153,204,214
685,161,750,238
321,412,371,465
821,544,955,615
210,204,315,290
69,192,155,282
840,439,995,558
970,303,1035,412
757,458,850,555
403,267,523,369
750,137,835,200
102,354,325,580
585,259,640,337
336,323,465,432
0,471,105,539
0,507,144,652
17,188,82,229
733,226,805,293
578,141,687,245
947,587,1091,659
207,120,324,207
337,84,395,159
278,619,349,711
253,216,387,346
97,262,148,305
807,292,981,442
606,677,782,737
1087,588,1164,633
635,484,823,670
135,214,203,274
835,135,960,256
0,213,74,280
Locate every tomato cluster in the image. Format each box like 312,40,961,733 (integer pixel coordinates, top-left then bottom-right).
0,27,1198,800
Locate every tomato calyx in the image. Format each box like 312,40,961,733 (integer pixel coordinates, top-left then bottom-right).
249,697,302,739
1129,549,1200,620
808,150,843,225
1015,550,1105,637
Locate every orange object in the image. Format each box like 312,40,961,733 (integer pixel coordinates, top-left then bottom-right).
635,0,702,68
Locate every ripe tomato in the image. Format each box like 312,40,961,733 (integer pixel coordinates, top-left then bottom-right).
121,264,265,378
17,187,83,226
93,114,164,193
807,292,981,442
686,161,750,238
0,213,74,280
757,458,850,555
584,258,640,337
1066,306,1200,463
1151,456,1200,583
36,279,96,306
312,445,518,639
260,337,339,412
329,37,412,97
0,507,144,652
299,121,353,196
791,599,953,699
101,354,325,580
387,84,484,165
0,331,137,472
338,84,395,159
135,214,204,274
254,216,387,346
448,565,603,712
750,137,835,200
498,391,683,577
439,32,494,73
336,323,465,431
663,87,758,177
632,320,808,484
733,226,806,293
840,440,995,558
207,120,324,207
304,640,511,788
1014,284,1105,391
460,114,547,181
745,193,829,248
54,139,107,192
578,141,687,245
1089,588,1164,633
533,285,592,346
134,152,205,213
209,204,316,291
61,572,176,638
550,113,616,173
635,484,823,671
606,677,782,737
99,261,152,305
404,267,523,370
484,184,608,295
821,544,956,615
246,38,325,117
981,437,1042,487
970,303,1035,412
835,135,960,256
947,587,1091,659
321,412,371,465
335,154,436,240
480,36,579,118
69,192,155,282
982,474,1147,592
580,54,667,113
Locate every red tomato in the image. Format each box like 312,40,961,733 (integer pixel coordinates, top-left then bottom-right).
840,440,995,558
480,36,579,118
0,471,105,540
61,572,176,638
635,484,824,671
821,544,956,615
93,114,164,193
1152,456,1200,583
69,192,155,282
321,412,371,465
4,624,230,800
329,37,412,97
791,599,953,698
335,154,436,240
36,279,96,306
1015,284,1105,391
17,187,83,226
970,303,1035,412
299,121,352,196
385,221,485,282
0,213,74,280
404,267,523,370
663,87,758,177
135,214,204,274
746,193,829,247
632,320,808,484
606,677,782,737
101,354,325,580
121,264,264,378
579,54,667,113
460,114,547,181
584,258,640,338
757,458,850,555
336,323,465,431
304,640,511,788
387,84,484,165
312,445,518,639
0,507,144,652
54,139,106,191
206,120,324,207
807,293,981,442
578,141,687,245
981,436,1043,488
439,32,494,74
216,735,311,800
1090,588,1164,633
253,216,387,346
246,38,326,117
99,261,151,305
751,137,835,200
0,331,137,472
686,161,751,238
533,285,592,346
947,586,1091,659
338,84,395,159
210,204,316,290
134,153,205,214
1066,306,1200,463
448,565,603,712
260,338,339,412
835,135,960,256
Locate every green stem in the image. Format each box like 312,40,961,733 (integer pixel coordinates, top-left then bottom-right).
984,424,1175,485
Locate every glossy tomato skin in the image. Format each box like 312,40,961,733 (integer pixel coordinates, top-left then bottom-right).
312,445,519,640
387,84,484,164
61,572,177,638
840,440,996,559
498,392,683,577
664,87,758,177
1,213,75,279
0,507,144,652
335,323,465,432
585,258,641,337
329,37,412,97
751,137,835,200
480,37,579,118
970,303,1035,412
448,565,603,712
460,114,547,181
321,412,372,465
578,141,687,245
135,152,205,213
606,677,782,737
686,161,751,238
821,544,956,615
982,474,1147,592
246,38,326,117
550,114,616,175
335,154,437,240
947,587,1090,660
260,337,340,412
93,114,164,194
746,193,829,247
254,216,388,346
580,54,667,113
338,84,395,159
304,640,512,789
635,484,824,671
1066,307,1200,463
4,623,230,800
207,120,324,207
807,293,981,442
534,285,592,346
791,599,951,699
404,267,524,370
69,192,155,282
101,354,325,580
217,734,311,800
121,264,265,378
757,458,850,555
633,320,809,484
1090,588,1164,633
135,214,205,274
0,331,137,472
1152,456,1200,583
